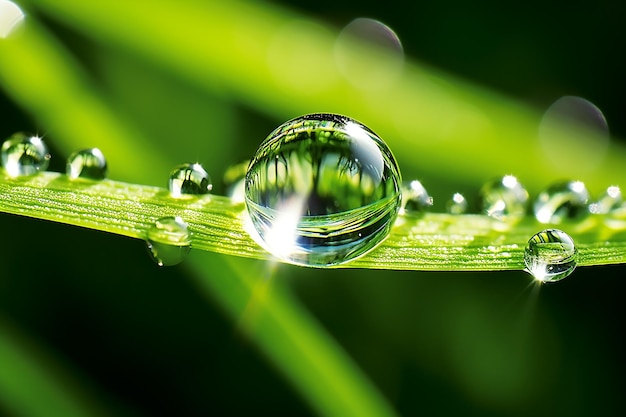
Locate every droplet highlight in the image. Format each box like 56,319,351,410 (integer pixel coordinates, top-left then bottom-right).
524,229,577,283
400,180,433,214
245,113,402,267
146,216,191,267
589,185,622,214
168,163,212,198
446,192,468,214
479,175,529,221
66,148,108,180
534,180,590,223
1,132,51,177
0,0,25,38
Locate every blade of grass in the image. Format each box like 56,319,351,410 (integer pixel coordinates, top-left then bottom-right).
19,0,626,193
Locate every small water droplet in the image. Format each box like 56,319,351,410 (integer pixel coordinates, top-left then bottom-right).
1,132,51,177
146,216,191,267
446,192,467,214
524,228,577,283
534,180,590,223
245,113,402,267
479,175,529,221
589,185,622,214
400,180,433,214
334,17,404,90
0,0,25,38
66,148,108,180
223,160,249,204
168,163,212,198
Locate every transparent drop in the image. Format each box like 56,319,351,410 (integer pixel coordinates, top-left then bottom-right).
334,17,404,90
446,192,467,214
168,163,212,198
534,180,590,223
0,0,25,39
66,148,108,180
146,216,191,267
245,113,402,267
223,160,249,204
589,185,622,214
479,175,529,221
1,132,51,177
400,180,433,214
524,229,577,283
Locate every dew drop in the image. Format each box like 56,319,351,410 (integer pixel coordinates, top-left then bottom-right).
533,180,590,223
244,113,402,267
146,216,191,267
400,180,433,214
168,163,212,198
66,148,108,180
1,132,51,177
223,160,249,204
479,175,529,221
524,228,577,283
334,17,404,90
589,185,622,214
446,192,467,214
0,0,25,39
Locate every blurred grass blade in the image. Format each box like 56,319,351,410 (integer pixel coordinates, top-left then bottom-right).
20,0,626,192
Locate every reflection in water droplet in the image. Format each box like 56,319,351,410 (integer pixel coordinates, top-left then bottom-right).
524,228,577,283
589,185,622,214
400,180,433,214
539,96,609,173
168,163,212,198
223,160,249,204
534,180,590,223
0,0,25,39
479,175,528,221
66,148,108,180
446,192,467,214
146,216,191,267
245,113,402,267
334,17,404,90
1,132,51,177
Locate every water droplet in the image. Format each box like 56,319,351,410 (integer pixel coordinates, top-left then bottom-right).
334,17,404,90
223,160,249,204
400,180,433,214
0,0,25,39
539,96,609,174
1,132,51,177
589,185,622,214
245,113,402,267
446,192,467,214
168,163,212,198
533,180,590,223
479,175,529,221
146,216,191,267
524,229,577,283
66,148,108,180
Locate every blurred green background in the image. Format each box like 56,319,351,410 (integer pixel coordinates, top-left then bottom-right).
1,0,625,416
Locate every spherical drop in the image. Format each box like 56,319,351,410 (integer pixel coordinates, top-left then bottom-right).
168,163,212,198
400,180,433,214
1,132,51,177
479,175,529,221
146,216,191,267
245,113,402,267
534,180,590,223
66,148,108,180
524,229,577,283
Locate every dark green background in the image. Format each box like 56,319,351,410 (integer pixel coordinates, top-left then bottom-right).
1,0,625,416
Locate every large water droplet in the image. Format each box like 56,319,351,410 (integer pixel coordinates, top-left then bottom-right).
524,229,577,283
400,180,433,214
334,17,404,90
146,216,191,267
589,185,622,214
446,192,468,214
168,163,212,198
479,175,529,221
1,132,51,177
0,0,25,38
533,180,590,223
245,113,402,267
66,148,108,180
